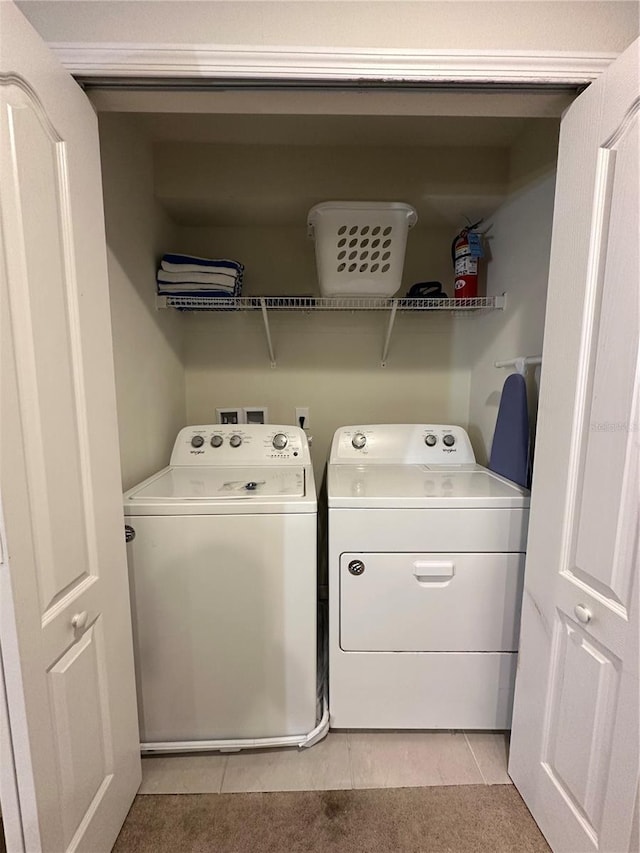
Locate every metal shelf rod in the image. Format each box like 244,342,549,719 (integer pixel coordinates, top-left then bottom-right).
495,355,542,368
260,297,276,367
381,300,399,367
495,354,542,376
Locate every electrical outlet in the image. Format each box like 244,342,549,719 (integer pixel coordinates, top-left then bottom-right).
295,407,310,430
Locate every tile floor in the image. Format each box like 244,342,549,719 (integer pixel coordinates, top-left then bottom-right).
139,731,510,795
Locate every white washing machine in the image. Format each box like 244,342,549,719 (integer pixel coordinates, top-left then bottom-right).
328,424,530,730
123,424,320,752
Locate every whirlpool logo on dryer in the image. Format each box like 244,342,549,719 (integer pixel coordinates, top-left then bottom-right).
443,448,457,453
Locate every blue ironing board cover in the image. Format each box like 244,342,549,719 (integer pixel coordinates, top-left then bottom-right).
489,373,530,488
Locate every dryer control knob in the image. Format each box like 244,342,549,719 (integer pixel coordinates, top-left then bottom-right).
210,434,223,447
229,434,243,448
352,433,367,449
191,435,204,448
424,434,437,447
272,433,288,450
443,434,456,447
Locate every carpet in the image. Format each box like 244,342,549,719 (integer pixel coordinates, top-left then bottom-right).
113,785,550,853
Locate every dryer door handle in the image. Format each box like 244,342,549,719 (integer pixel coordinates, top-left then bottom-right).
413,561,455,582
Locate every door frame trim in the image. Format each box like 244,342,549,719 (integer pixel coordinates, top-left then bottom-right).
49,43,618,85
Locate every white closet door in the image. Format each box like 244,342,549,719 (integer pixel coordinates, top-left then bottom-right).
509,39,639,853
0,4,140,852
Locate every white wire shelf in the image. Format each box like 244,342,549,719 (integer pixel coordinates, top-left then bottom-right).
155,293,506,367
156,295,504,312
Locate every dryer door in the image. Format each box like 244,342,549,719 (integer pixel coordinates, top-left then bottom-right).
340,552,524,652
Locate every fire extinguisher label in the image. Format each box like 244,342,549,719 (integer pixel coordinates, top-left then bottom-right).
454,256,478,275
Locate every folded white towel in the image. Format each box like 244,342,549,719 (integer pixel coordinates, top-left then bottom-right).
157,270,239,287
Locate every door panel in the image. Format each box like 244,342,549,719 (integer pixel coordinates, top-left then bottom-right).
49,623,113,849
543,617,620,843
0,4,140,851
5,85,94,615
571,109,638,609
509,38,639,853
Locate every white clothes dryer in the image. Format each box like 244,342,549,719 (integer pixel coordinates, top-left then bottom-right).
327,424,530,730
123,424,321,752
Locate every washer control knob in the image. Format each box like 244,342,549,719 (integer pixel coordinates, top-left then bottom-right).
210,434,223,448
443,434,456,447
272,433,288,450
229,434,242,448
424,434,437,447
348,559,365,576
191,435,204,448
352,433,367,449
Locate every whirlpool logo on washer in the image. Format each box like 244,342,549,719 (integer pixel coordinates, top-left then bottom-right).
190,449,205,455
443,448,457,453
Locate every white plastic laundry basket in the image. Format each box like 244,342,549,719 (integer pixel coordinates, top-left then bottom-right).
307,202,418,297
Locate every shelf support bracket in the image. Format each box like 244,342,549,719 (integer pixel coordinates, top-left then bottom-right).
260,298,276,367
381,300,399,367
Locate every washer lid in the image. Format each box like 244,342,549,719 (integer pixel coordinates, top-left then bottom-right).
127,466,305,501
328,464,529,508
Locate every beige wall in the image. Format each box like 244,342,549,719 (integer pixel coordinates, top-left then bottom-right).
175,190,472,482
99,114,186,489
184,311,471,483
154,142,509,232
467,121,559,465
17,1,639,52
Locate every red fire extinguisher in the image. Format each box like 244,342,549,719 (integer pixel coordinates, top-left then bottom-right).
452,219,484,299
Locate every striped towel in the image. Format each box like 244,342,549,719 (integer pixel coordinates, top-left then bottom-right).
157,253,244,298
161,254,244,275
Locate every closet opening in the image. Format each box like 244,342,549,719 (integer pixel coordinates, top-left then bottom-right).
93,86,570,486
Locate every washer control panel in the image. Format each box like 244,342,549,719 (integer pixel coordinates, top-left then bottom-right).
171,424,311,465
329,424,475,465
